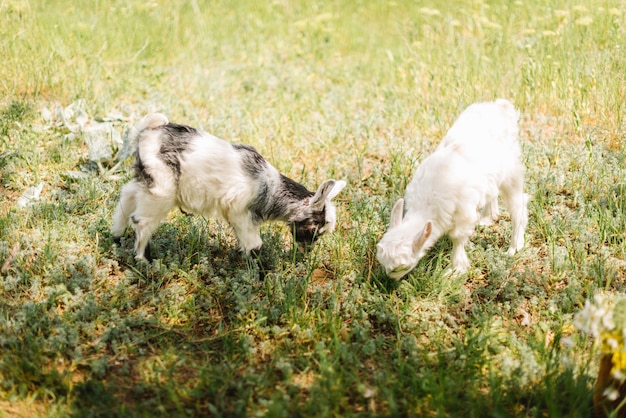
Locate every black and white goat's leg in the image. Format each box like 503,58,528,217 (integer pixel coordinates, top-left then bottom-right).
229,213,274,276
229,212,263,256
112,181,140,245
130,192,176,261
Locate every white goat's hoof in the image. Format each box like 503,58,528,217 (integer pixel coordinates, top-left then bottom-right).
444,267,467,277
478,216,497,227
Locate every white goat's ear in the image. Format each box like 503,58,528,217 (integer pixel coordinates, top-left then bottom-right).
311,179,346,210
412,221,432,254
389,198,404,228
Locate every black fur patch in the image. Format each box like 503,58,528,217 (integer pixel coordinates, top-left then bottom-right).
158,123,197,178
249,174,313,222
249,182,272,222
233,144,267,177
134,123,197,186
143,241,153,262
278,174,314,200
292,208,326,244
134,152,154,187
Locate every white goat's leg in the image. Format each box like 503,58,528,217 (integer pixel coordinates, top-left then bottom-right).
112,181,140,239
229,213,263,254
502,180,528,255
447,202,481,274
449,234,471,274
479,197,499,226
131,193,175,260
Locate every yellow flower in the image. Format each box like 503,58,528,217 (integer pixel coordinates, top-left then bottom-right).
611,352,626,381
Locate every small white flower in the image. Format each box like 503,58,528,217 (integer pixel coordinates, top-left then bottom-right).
607,338,619,350
613,369,626,382
603,312,616,331
603,387,620,401
575,293,626,342
561,336,575,347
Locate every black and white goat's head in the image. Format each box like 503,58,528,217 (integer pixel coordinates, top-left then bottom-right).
289,179,346,249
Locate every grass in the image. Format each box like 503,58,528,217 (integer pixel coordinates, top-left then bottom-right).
1,0,625,416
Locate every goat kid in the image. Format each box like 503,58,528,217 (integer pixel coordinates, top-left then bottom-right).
112,113,346,261
376,99,528,279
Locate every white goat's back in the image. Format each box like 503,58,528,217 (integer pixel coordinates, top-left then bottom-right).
440,99,519,150
405,99,522,218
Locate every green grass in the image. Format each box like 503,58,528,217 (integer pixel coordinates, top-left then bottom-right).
1,0,625,416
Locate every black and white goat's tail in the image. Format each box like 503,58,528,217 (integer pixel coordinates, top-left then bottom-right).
128,113,169,144
107,113,170,177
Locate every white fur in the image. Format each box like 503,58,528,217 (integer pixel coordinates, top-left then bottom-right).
376,99,528,279
112,113,346,260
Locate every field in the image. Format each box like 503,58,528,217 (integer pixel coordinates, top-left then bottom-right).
1,0,625,416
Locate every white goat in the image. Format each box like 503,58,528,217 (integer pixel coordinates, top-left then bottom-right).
112,113,346,261
376,99,528,279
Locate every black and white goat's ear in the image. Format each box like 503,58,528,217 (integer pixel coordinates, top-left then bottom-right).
389,198,405,228
412,221,432,254
311,180,347,210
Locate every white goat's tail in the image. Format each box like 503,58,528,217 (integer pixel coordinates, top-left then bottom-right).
128,113,169,144
495,98,515,110
493,99,520,144
495,98,520,126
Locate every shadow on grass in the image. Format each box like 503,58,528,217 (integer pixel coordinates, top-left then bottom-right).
61,330,595,417
0,266,597,418
91,213,309,283
369,265,402,294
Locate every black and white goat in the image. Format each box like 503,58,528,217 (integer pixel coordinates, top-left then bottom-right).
112,113,346,260
376,99,528,279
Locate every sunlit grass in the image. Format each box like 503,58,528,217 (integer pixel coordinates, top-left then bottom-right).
1,0,625,416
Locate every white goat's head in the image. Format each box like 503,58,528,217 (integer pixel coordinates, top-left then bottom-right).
376,199,433,279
